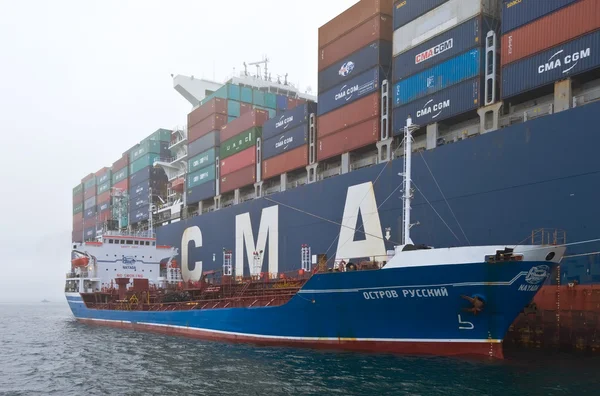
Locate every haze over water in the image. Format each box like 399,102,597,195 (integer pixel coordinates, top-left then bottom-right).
0,303,598,396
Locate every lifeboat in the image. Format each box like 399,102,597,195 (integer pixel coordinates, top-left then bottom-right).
171,177,184,193
72,256,89,268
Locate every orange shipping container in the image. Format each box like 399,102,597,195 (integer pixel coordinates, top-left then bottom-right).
220,110,269,142
318,0,394,48
501,0,600,66
220,146,256,177
319,14,393,72
317,117,379,161
220,165,256,194
317,92,380,138
188,114,228,143
262,145,308,180
188,98,228,128
97,191,111,204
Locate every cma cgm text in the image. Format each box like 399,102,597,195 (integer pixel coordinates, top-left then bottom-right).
417,99,451,118
538,48,590,74
275,116,293,129
275,136,294,148
335,84,359,101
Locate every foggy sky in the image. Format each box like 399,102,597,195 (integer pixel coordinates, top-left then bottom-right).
0,0,358,302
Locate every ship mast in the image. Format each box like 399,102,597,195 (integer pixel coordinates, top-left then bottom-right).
402,116,415,245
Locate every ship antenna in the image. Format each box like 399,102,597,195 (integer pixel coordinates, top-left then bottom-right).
402,116,417,245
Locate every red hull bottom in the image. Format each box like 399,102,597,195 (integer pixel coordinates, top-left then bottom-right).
77,318,504,359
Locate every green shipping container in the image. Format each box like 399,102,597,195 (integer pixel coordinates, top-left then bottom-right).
73,184,83,196
97,181,111,195
253,90,265,107
187,164,216,189
73,202,83,215
188,148,216,173
144,128,172,142
219,127,261,159
84,177,96,190
240,86,253,103
264,93,277,109
200,83,241,106
112,167,129,184
228,84,241,101
130,153,161,174
228,100,240,117
129,140,164,162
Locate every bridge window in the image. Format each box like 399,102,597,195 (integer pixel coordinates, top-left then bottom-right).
120,240,125,244
134,241,139,245
146,241,150,246
108,239,113,244
126,240,133,245
152,242,155,246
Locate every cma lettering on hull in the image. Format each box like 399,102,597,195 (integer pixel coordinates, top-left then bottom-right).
180,182,387,282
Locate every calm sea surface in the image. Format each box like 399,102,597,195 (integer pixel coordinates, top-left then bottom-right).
0,302,598,396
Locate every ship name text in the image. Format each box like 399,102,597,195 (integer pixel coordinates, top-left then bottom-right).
363,287,449,300
518,284,540,292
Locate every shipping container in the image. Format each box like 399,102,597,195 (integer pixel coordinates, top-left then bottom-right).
97,191,111,205
188,114,228,143
393,0,449,30
262,103,317,141
220,165,256,194
188,97,228,127
73,210,83,222
254,106,276,119
130,140,169,162
501,30,600,98
73,202,83,215
318,67,385,116
220,146,256,177
112,176,128,193
501,0,599,66
84,227,97,240
317,92,380,138
112,206,128,227
287,97,306,111
97,200,111,213
82,173,95,183
392,77,481,132
130,153,161,175
112,167,128,184
188,148,217,173
186,182,216,205
319,0,394,48
241,86,253,103
228,116,237,123
73,192,84,205
227,100,241,117
319,14,393,71
393,16,497,81
253,90,265,107
129,178,167,201
187,164,216,189
73,217,83,231
73,183,83,196
240,102,252,115
317,118,380,161
501,0,579,34
262,125,308,160
200,84,241,106
393,48,481,106
129,166,166,187
262,145,308,180
83,176,96,190
83,217,95,229
98,209,112,223
319,40,393,93
112,155,128,173
130,205,150,224
392,0,495,56
264,93,277,109
84,188,95,200
146,128,172,142
84,207,96,220
84,196,96,210
220,127,261,160
97,171,112,186
220,109,269,142
97,181,110,195
276,95,288,111
72,230,83,243
188,131,220,158
129,196,150,210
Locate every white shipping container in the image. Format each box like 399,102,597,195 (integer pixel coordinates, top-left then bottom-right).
393,0,499,56
84,196,96,210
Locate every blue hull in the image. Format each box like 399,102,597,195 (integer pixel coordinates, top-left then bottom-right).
67,260,556,357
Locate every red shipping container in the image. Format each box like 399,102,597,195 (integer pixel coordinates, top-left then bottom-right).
317,93,380,138
501,0,600,66
188,114,228,143
84,188,95,200
73,193,84,205
220,146,256,176
73,220,84,232
319,14,393,71
188,98,228,127
220,110,269,142
113,178,129,192
220,165,256,194
72,230,83,243
95,167,110,177
287,97,307,111
73,212,83,223
97,191,111,204
112,155,128,172
317,117,379,161
240,102,252,115
82,173,94,183
262,145,308,180
318,0,394,48
98,209,112,223
84,217,95,228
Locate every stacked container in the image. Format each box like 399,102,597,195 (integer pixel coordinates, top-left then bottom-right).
500,0,600,98
128,134,170,224
72,183,84,243
391,0,500,132
82,173,97,241
95,167,112,224
316,0,394,161
111,154,129,228
261,102,316,180
218,109,269,194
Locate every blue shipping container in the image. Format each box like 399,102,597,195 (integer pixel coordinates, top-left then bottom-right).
393,16,497,82
97,201,111,213
130,205,150,224
392,78,481,134
393,0,449,30
501,30,599,98
276,95,288,111
319,40,392,93
186,182,216,205
84,196,96,210
84,207,96,219
84,227,96,240
262,125,308,160
241,87,253,103
129,196,150,210
393,48,481,107
262,102,316,141
188,131,220,158
228,100,241,117
129,179,166,201
317,67,385,116
501,0,579,34
129,167,165,187
188,148,217,173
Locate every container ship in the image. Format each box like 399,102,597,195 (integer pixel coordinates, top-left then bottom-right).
68,0,600,355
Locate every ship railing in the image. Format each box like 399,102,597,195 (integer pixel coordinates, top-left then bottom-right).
102,230,156,239
168,134,187,149
573,86,600,107
531,228,567,246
